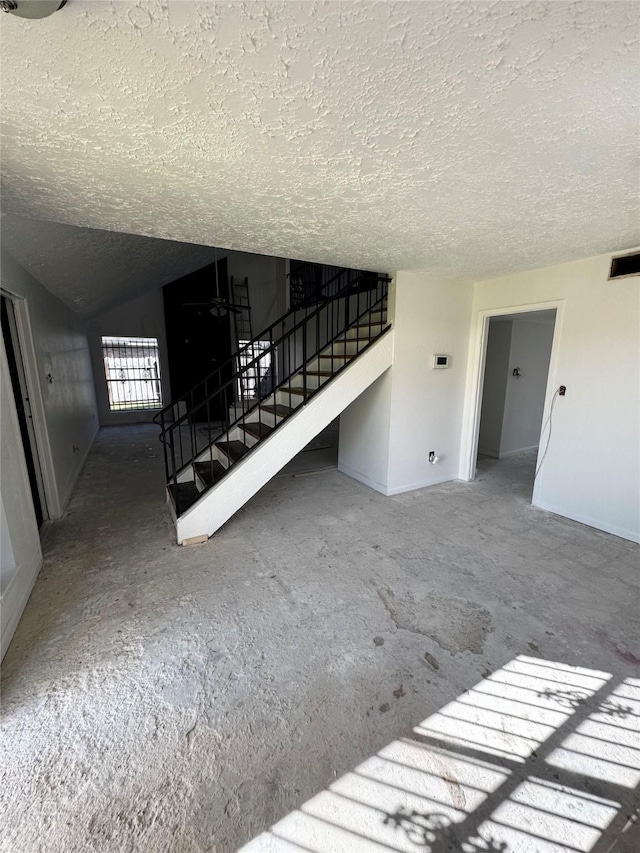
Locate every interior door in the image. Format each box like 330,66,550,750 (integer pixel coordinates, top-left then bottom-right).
1,296,47,527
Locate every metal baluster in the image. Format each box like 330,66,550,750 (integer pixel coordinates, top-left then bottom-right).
190,390,197,469
302,319,307,401
206,393,213,489
178,408,184,473
161,410,168,484
170,426,177,497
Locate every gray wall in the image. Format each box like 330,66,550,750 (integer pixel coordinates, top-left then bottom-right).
88,253,286,424
226,251,287,341
1,249,98,511
1,249,98,656
478,320,512,457
501,319,555,455
88,288,171,426
478,316,555,458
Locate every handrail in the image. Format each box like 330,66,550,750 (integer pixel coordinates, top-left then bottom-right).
163,281,383,438
157,268,390,502
154,266,380,426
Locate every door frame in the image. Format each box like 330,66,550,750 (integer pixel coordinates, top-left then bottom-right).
1,288,61,519
459,299,564,507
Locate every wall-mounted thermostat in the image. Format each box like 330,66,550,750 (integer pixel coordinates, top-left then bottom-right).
432,354,450,369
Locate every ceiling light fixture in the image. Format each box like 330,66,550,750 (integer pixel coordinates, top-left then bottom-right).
0,1,66,19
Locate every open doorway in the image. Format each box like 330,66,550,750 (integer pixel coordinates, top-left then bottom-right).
475,309,557,501
1,294,48,529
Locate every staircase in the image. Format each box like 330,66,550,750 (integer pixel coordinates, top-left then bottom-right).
155,270,393,544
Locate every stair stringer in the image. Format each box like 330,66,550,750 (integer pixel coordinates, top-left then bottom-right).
175,330,394,544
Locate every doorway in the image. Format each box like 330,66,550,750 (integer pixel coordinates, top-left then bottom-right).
472,308,558,501
1,295,48,528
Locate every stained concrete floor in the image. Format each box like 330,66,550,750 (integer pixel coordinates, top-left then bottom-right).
1,426,638,853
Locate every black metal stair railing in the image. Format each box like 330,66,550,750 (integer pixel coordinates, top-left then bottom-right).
155,269,391,513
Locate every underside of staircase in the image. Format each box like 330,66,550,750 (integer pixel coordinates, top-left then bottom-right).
156,273,392,544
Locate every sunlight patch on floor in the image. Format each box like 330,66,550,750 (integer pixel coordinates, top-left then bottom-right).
240,657,639,853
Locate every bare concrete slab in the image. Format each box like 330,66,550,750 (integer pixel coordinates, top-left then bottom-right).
1,427,638,853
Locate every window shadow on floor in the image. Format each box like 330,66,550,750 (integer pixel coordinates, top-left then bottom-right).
241,655,640,853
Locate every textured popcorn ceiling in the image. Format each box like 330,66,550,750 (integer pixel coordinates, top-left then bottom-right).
1,1,638,310
0,214,222,316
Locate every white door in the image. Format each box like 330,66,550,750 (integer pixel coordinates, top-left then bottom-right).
0,308,43,659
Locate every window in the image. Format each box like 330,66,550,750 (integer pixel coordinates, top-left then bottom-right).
236,340,272,401
101,336,163,411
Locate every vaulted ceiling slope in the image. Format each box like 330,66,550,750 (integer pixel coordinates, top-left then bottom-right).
1,1,638,283
1,214,221,317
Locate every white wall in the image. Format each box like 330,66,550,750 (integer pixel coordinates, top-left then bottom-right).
87,288,170,426
339,370,393,493
1,249,98,657
465,251,640,542
478,320,512,457
339,272,473,495
500,319,555,456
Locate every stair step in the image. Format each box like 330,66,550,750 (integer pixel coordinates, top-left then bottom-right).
168,481,201,515
240,421,274,440
215,440,250,462
261,404,292,419
282,386,312,397
305,370,333,377
194,460,227,488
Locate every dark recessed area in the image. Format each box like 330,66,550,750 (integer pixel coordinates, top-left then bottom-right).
609,252,640,279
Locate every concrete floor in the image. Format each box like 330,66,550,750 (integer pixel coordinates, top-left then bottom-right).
1,426,638,853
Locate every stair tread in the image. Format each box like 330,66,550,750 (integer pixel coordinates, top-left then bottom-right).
261,404,292,418
305,370,333,377
168,481,201,514
215,439,250,461
282,386,312,396
194,460,227,487
240,421,274,439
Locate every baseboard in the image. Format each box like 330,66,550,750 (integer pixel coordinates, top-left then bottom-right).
339,462,459,497
498,445,539,459
533,499,640,545
57,423,99,515
337,462,388,495
383,473,458,496
1,552,42,660
478,447,500,458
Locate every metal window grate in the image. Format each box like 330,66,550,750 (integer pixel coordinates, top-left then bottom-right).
102,336,163,411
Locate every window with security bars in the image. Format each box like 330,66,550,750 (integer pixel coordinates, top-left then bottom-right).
236,340,272,402
102,336,163,411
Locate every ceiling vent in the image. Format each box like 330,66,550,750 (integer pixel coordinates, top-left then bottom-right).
609,251,640,280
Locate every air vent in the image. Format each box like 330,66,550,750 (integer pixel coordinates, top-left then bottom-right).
609,251,640,280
